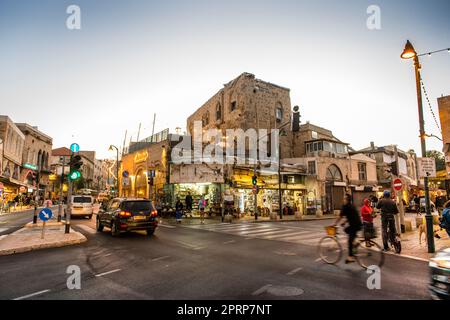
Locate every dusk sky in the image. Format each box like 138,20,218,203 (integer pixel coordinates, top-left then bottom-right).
1,0,449,159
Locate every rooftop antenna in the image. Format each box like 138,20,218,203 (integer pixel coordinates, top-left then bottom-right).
137,123,142,142
151,113,156,142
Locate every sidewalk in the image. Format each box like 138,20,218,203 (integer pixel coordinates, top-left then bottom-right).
0,221,86,256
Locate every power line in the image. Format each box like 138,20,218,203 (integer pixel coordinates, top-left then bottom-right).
419,74,442,135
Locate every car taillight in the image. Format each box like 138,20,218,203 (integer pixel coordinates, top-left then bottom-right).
119,211,132,217
151,210,158,217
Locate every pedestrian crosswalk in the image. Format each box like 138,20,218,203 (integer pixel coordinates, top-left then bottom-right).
185,222,348,247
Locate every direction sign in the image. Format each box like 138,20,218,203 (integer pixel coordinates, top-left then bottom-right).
70,143,80,153
39,208,53,222
418,157,437,178
393,178,403,191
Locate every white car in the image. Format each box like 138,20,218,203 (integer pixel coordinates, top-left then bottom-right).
68,195,94,219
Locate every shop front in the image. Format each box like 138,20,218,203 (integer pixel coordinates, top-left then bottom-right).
173,183,223,215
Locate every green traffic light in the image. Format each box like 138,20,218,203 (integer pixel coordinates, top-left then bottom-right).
69,170,81,181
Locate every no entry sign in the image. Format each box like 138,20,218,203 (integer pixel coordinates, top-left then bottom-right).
393,178,403,191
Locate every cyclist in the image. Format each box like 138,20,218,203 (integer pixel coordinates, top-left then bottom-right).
334,194,362,263
376,190,399,251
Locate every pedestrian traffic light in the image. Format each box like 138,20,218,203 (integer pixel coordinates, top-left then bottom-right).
292,105,300,132
252,175,257,186
148,176,153,185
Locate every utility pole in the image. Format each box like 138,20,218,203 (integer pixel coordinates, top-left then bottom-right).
65,174,73,234
32,167,41,224
57,156,66,222
393,145,405,233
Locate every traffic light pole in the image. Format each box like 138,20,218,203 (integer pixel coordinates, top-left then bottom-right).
394,145,405,233
65,153,73,234
57,156,66,222
32,171,40,224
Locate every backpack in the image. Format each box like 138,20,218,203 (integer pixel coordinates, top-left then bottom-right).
441,208,450,229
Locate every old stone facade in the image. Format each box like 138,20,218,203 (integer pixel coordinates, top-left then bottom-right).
186,72,293,159
438,95,450,178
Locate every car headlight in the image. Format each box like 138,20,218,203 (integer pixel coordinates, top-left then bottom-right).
430,258,450,269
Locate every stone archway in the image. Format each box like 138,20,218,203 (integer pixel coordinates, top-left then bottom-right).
325,164,345,213
134,168,148,198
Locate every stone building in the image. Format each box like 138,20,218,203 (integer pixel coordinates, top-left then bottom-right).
15,123,53,199
0,116,25,201
284,123,378,216
438,94,450,196
78,151,96,189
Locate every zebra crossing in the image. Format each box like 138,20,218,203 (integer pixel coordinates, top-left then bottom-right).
185,222,348,247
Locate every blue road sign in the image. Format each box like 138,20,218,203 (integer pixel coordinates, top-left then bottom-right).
39,208,53,222
70,143,80,153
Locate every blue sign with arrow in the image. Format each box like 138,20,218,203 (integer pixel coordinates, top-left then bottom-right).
39,208,53,222
70,143,80,153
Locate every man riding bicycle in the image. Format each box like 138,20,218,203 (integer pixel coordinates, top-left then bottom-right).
376,190,399,252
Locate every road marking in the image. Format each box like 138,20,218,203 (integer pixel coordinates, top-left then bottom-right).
152,255,170,262
76,224,96,234
223,240,236,244
0,227,9,233
261,231,310,240
95,269,122,277
286,267,303,276
314,257,323,262
252,284,272,296
158,224,176,228
13,289,51,300
235,228,284,236
103,253,112,257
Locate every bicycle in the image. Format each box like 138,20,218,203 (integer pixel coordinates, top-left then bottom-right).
318,226,385,269
384,215,401,254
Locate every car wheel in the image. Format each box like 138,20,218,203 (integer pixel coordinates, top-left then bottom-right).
96,217,104,232
111,220,121,237
146,228,155,236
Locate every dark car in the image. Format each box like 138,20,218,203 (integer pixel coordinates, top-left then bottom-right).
96,198,158,237
429,248,450,300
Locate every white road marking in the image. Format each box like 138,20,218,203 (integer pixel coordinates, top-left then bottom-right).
13,289,51,300
158,224,176,228
315,257,323,262
234,228,282,236
252,284,272,296
152,256,170,261
261,231,310,240
286,267,303,275
76,224,96,234
95,269,122,277
0,227,9,233
241,229,294,237
223,240,236,244
103,253,112,257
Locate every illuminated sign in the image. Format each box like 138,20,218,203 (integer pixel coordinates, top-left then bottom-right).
134,151,148,163
24,163,38,170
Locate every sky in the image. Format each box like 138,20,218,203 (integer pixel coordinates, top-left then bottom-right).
0,0,449,159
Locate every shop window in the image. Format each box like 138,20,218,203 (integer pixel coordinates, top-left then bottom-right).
326,164,343,181
312,131,318,139
358,162,367,181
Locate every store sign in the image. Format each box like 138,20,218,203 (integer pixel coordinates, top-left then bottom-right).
418,157,436,178
134,151,148,163
23,163,38,170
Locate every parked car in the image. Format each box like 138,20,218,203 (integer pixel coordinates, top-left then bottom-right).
65,195,94,219
429,248,450,300
96,198,158,236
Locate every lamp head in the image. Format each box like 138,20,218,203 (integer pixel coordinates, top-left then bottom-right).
401,40,417,59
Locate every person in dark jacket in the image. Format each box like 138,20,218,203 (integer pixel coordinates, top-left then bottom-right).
185,193,193,212
175,199,184,223
376,190,399,251
334,194,362,263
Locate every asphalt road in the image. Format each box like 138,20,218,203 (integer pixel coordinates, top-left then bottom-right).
0,216,432,300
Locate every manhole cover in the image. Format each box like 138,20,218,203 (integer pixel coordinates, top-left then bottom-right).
266,285,304,297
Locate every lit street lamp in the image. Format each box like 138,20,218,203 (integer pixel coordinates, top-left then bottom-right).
401,40,435,253
109,145,120,198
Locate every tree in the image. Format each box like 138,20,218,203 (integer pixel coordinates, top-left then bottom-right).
426,150,445,171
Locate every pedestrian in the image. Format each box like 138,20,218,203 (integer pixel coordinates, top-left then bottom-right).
198,195,206,224
175,198,183,223
185,192,193,213
439,201,450,237
361,198,375,245
376,190,399,251
334,194,362,263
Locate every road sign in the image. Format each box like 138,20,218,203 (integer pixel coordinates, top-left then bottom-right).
418,157,437,178
123,170,129,178
39,208,53,222
393,178,403,191
70,143,80,153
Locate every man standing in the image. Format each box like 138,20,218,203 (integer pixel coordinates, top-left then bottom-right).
376,190,399,251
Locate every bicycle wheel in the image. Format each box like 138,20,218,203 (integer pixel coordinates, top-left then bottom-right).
355,240,385,269
318,236,342,264
393,238,402,254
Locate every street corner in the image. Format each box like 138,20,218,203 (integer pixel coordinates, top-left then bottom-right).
0,225,87,256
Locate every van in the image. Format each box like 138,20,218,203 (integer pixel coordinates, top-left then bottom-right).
69,195,94,219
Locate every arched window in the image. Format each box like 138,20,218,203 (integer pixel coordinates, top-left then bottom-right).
275,102,283,122
326,164,343,181
216,103,222,121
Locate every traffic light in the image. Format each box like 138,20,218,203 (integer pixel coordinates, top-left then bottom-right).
148,176,153,185
292,105,300,132
252,175,257,186
68,155,83,181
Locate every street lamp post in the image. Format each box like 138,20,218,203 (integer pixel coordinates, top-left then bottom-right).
278,129,288,219
401,40,435,253
109,145,119,198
